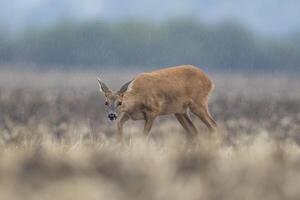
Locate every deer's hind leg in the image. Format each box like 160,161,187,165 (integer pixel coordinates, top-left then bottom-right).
175,113,198,137
189,98,217,133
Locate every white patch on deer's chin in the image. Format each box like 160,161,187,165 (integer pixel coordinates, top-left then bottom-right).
127,80,135,92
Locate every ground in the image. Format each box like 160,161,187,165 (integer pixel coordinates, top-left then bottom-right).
0,69,299,200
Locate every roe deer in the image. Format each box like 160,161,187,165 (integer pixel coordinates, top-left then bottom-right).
97,65,217,141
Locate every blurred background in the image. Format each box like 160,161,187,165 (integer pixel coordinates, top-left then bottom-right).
0,0,300,72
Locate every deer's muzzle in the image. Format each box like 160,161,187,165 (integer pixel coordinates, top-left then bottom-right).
108,112,117,121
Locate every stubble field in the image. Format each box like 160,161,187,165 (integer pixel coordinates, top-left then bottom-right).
0,68,299,200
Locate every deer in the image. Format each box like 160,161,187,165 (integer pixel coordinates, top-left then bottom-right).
97,65,217,141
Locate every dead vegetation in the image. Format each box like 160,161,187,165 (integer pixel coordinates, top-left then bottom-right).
0,69,299,200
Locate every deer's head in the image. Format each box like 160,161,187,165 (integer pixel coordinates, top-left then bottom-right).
97,77,132,121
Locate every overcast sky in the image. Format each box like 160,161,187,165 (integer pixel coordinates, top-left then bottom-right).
1,0,300,37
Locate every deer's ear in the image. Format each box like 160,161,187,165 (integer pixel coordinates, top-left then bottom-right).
117,80,133,95
97,77,112,95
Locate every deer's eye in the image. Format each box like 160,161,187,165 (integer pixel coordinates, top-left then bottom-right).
118,101,122,106
105,101,109,106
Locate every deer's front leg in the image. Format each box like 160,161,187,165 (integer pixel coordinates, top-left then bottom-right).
143,114,156,138
117,113,129,142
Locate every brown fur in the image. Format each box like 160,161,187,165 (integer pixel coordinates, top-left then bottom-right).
99,65,217,141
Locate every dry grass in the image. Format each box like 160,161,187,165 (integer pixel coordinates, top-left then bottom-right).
0,69,299,200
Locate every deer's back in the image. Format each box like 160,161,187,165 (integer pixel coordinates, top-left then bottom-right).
131,65,213,99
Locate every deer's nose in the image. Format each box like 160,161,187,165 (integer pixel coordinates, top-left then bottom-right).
108,113,117,121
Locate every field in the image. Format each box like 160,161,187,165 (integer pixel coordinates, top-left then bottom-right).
0,68,299,200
